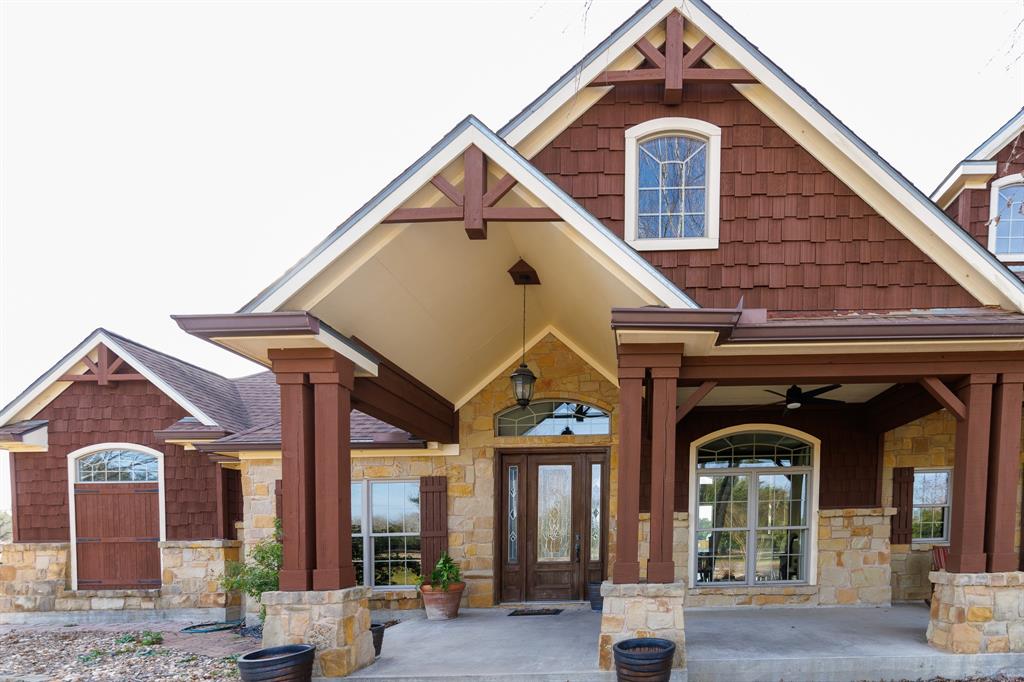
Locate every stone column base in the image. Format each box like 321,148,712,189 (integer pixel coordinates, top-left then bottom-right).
262,586,375,677
927,570,1024,653
598,581,685,670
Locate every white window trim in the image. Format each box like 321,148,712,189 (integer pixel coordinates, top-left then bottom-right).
352,478,421,591
687,424,821,588
911,466,952,545
625,117,721,251
988,173,1024,262
66,442,166,591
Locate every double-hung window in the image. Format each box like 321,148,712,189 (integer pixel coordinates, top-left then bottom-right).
911,468,951,544
351,480,421,588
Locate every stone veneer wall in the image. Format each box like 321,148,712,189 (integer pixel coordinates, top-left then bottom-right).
262,586,375,677
239,457,282,621
817,508,893,605
598,582,685,670
637,512,688,581
882,411,956,602
927,571,1024,653
0,540,240,620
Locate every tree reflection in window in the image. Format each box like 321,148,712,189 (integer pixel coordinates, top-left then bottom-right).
495,401,610,437
76,449,158,483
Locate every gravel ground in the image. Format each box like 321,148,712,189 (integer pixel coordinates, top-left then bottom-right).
0,626,254,681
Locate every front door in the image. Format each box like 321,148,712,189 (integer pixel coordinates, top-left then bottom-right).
498,449,607,602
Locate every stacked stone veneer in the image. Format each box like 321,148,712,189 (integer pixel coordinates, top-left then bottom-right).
882,411,956,601
637,512,688,582
240,457,282,621
262,587,375,678
817,508,893,606
927,571,1024,653
598,582,685,670
0,540,240,620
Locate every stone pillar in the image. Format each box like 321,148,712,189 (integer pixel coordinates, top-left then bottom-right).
986,374,1023,572
648,362,680,584
310,358,356,591
613,366,644,584
598,582,685,670
927,570,1024,653
947,375,994,573
262,586,375,677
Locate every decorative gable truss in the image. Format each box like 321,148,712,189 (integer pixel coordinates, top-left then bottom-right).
58,343,145,386
381,145,559,239
593,11,755,103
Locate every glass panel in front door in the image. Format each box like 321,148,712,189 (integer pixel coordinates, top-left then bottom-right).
537,464,572,562
590,463,601,561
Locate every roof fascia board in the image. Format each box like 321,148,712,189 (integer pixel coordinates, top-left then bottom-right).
243,117,697,315
0,330,219,428
930,160,998,209
969,108,1024,160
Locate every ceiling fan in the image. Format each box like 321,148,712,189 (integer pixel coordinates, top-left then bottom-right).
765,384,845,411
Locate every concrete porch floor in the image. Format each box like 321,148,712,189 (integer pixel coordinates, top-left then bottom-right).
344,603,1024,682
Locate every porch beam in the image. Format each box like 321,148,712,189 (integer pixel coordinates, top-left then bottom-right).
947,374,995,573
918,377,966,421
986,374,1024,572
676,380,716,422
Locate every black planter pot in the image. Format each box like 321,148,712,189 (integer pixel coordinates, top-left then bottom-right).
238,644,315,682
370,623,386,657
612,637,675,682
587,582,604,611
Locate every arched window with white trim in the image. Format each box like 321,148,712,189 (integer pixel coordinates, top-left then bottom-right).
689,426,819,587
625,118,721,251
989,174,1024,260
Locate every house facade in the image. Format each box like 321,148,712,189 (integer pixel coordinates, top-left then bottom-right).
4,0,1024,676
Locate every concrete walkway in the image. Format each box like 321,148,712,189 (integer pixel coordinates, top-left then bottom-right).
347,603,1024,682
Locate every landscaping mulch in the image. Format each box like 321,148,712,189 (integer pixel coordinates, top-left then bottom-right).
0,628,240,681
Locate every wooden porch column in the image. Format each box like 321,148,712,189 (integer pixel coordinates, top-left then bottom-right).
648,361,681,583
613,366,645,584
986,374,1024,572
948,374,995,574
275,371,317,591
310,356,356,591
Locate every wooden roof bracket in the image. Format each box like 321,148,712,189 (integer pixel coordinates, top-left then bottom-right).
919,376,967,421
592,11,756,104
381,146,559,238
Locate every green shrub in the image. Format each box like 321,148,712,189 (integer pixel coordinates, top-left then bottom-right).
220,518,282,620
419,552,461,591
139,630,163,646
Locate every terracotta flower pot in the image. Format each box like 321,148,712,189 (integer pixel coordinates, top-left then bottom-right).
419,581,465,620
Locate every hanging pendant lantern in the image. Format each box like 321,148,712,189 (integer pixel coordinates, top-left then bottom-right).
510,284,536,407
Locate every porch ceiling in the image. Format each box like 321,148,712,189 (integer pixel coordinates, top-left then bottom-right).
678,383,894,407
306,217,655,406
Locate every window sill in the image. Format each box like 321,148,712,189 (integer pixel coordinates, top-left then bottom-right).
690,584,815,595
628,236,719,251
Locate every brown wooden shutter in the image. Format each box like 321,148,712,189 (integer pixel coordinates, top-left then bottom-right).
419,476,448,578
891,467,914,544
274,479,283,522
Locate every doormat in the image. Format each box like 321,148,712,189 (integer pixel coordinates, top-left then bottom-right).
508,608,563,617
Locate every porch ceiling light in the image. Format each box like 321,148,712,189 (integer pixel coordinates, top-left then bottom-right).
510,283,536,407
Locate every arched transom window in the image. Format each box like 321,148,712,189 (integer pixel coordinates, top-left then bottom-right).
693,430,814,586
76,449,159,483
991,178,1024,259
495,401,610,437
625,117,721,251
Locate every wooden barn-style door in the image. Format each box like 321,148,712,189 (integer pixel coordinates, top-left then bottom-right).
498,449,608,603
73,448,162,589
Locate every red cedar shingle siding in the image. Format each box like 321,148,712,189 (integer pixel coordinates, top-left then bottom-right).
948,132,1024,251
639,406,881,514
12,375,220,542
533,83,981,312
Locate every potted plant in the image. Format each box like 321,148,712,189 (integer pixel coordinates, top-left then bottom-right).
418,552,464,620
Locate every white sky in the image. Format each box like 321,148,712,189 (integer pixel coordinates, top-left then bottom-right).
1,0,1022,510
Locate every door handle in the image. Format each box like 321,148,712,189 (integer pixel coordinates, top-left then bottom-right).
574,533,581,562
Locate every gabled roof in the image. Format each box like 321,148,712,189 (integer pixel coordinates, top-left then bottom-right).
499,0,1024,311
930,107,1024,208
196,411,421,453
239,115,697,314
967,107,1024,161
